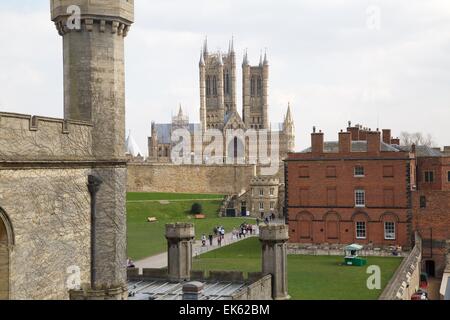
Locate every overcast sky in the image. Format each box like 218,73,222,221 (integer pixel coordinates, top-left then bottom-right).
0,0,449,153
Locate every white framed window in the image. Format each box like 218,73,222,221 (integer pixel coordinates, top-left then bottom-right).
270,188,275,196
259,189,264,197
356,222,366,239
355,189,365,207
354,166,365,177
270,201,275,210
384,222,396,240
259,202,264,211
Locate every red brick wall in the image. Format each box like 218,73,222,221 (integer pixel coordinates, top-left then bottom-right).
412,190,450,276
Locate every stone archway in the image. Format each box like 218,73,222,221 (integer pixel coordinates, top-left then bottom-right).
0,209,13,300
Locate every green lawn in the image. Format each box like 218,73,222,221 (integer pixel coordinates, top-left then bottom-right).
127,192,251,260
193,238,403,300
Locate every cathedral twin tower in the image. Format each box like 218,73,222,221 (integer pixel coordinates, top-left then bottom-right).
199,38,269,131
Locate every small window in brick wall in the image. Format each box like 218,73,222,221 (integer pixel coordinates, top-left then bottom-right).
424,171,435,183
420,196,427,208
447,171,450,182
354,166,365,177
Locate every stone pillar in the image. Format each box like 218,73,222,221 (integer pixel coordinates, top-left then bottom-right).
260,224,290,300
166,223,195,281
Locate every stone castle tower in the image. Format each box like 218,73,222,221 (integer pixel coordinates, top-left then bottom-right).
51,0,134,299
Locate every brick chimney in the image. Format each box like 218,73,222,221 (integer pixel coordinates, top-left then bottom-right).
391,138,400,145
311,128,324,154
382,129,391,144
347,125,360,141
339,131,351,154
366,131,381,155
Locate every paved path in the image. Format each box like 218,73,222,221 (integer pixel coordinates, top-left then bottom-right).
135,228,259,269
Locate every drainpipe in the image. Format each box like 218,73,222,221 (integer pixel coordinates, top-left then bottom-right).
87,175,103,289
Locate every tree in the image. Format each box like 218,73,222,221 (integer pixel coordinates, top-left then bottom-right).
399,132,436,147
191,203,203,214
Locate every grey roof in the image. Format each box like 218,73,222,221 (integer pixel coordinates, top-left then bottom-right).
155,123,201,144
396,145,443,157
301,141,400,153
127,280,246,300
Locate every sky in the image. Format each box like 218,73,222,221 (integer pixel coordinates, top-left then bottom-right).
0,0,449,153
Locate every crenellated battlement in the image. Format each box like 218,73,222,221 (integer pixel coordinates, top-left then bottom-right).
0,112,93,161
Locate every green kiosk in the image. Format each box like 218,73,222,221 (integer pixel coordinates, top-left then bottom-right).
344,244,367,266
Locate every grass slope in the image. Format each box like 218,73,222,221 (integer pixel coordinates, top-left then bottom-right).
193,238,403,300
127,192,251,260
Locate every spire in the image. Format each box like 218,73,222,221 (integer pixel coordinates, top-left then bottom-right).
259,51,263,67
203,36,208,57
230,36,235,54
263,49,268,66
285,103,293,122
242,49,249,67
199,47,205,66
178,104,183,117
218,51,223,66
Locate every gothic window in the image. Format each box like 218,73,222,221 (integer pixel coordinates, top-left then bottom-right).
251,76,255,97
212,76,217,96
206,76,211,96
257,76,262,96
225,71,230,95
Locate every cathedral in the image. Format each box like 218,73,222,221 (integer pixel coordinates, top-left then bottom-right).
148,39,295,164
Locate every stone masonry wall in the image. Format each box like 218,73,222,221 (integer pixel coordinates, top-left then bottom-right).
127,163,258,194
0,112,93,161
0,168,91,300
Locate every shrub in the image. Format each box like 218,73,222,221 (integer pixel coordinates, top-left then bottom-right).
191,203,203,214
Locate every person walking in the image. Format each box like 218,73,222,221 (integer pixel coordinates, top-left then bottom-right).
208,234,213,246
201,234,207,247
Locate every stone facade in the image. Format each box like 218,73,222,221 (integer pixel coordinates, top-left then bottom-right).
0,0,134,300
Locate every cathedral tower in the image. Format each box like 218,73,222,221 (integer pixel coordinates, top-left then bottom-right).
243,51,269,130
199,39,237,130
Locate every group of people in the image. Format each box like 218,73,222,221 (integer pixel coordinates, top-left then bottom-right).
258,212,277,225
231,223,255,240
201,226,226,247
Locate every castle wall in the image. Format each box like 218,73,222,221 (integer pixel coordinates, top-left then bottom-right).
127,163,258,195
0,167,91,300
0,112,93,160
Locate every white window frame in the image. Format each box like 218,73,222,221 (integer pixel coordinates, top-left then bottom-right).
259,202,264,211
356,221,366,239
355,189,366,207
270,201,275,210
259,189,264,197
384,222,396,240
354,166,365,177
270,188,275,196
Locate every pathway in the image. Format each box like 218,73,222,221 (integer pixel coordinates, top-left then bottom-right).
134,228,259,269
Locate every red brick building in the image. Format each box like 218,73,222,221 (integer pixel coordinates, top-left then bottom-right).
286,124,415,248
285,123,450,277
